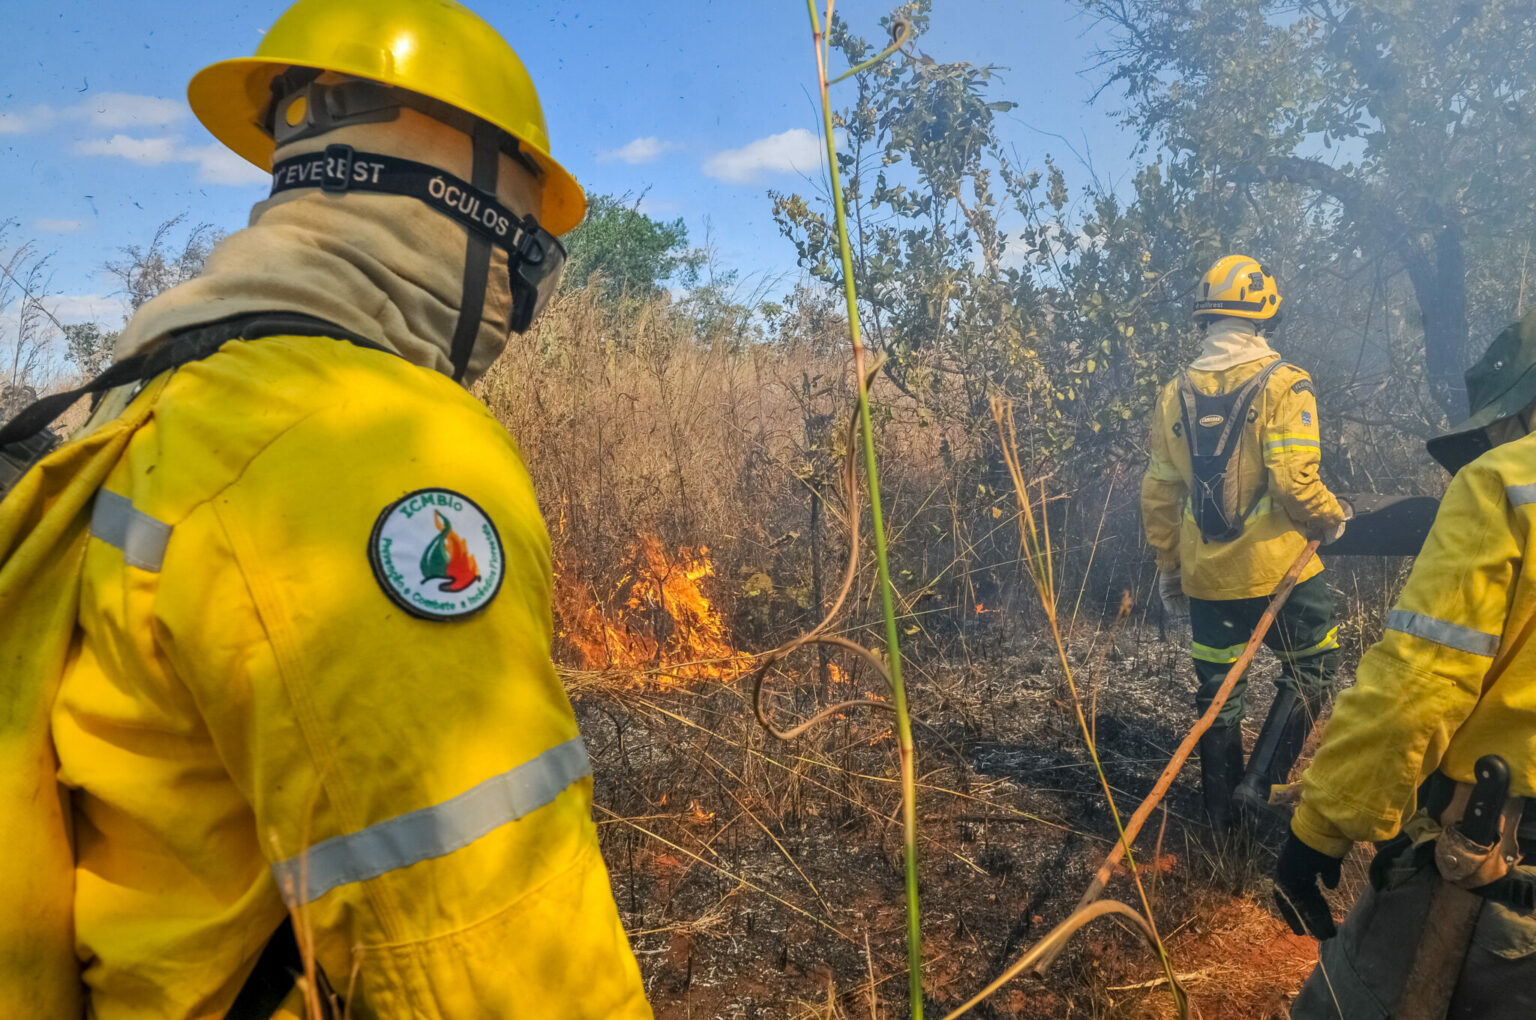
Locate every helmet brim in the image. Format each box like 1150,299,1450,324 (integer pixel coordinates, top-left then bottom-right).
1426,361,1536,472
188,56,586,236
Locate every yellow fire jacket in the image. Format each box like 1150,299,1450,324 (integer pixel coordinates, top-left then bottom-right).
1140,354,1347,600
0,335,649,1018
1294,433,1536,856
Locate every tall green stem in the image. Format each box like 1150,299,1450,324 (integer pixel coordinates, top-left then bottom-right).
804,3,923,1014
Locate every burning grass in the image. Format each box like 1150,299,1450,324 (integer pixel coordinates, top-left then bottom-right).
557,533,753,685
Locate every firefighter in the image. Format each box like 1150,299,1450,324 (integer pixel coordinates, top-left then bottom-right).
1279,313,1536,1019
0,1,650,1016
1141,255,1349,832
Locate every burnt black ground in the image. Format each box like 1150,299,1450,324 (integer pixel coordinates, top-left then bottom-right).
575,622,1354,1019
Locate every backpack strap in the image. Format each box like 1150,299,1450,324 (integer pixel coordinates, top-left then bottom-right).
224,916,301,1020
1179,359,1282,459
1230,360,1286,518
0,311,387,450
1176,359,1287,538
225,915,343,1020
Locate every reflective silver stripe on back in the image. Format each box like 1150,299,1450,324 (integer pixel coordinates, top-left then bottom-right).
1507,483,1536,507
1385,609,1500,658
272,736,592,906
91,490,172,572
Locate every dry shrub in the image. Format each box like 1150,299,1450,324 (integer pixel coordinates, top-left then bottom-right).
478,285,1008,662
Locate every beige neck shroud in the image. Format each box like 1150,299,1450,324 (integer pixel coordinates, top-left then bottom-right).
1189,318,1276,372
114,109,543,386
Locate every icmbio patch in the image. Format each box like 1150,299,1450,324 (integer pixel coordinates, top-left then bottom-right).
369,488,505,621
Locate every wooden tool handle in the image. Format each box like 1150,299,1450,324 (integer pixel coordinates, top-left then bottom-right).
1393,883,1482,1020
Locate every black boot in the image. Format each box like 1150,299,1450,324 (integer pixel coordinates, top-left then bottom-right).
1198,723,1244,834
1233,689,1315,814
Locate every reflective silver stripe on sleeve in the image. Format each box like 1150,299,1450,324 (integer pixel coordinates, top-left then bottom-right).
90,490,172,572
1385,609,1500,658
271,736,591,906
1507,483,1536,507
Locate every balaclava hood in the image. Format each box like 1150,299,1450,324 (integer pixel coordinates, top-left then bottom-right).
1189,316,1276,373
114,106,542,386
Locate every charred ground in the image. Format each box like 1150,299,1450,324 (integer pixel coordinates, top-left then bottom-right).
572,621,1369,1019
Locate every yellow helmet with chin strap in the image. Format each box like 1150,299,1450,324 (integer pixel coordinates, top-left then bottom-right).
1194,254,1282,322
187,0,585,236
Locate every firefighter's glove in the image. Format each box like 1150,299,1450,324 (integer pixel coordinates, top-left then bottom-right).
1274,831,1341,939
1312,503,1351,546
1157,571,1189,624
1308,518,1347,545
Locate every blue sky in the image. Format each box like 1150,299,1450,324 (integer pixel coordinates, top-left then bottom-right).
0,0,1140,331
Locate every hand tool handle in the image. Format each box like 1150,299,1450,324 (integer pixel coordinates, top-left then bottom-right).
1463,754,1510,847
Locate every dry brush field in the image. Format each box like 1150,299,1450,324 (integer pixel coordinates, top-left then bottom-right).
475,289,1402,1018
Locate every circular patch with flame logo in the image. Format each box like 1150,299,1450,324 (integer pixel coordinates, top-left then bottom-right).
369,488,505,621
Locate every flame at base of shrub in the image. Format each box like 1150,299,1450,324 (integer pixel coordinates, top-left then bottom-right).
556,533,752,684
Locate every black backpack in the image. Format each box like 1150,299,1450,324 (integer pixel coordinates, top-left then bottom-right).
1176,360,1284,542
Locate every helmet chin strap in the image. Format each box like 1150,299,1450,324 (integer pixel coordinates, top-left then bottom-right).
448,120,502,382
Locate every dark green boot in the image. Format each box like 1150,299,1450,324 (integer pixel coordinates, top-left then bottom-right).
1233,689,1315,814
1198,723,1245,834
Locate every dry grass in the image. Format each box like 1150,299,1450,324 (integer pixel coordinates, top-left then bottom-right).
562,614,1369,1019
472,286,1408,1018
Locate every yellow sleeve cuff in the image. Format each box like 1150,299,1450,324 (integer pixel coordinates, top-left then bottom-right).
1290,801,1354,858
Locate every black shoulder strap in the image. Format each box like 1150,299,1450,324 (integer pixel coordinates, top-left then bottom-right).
1179,359,1283,452
0,311,386,449
226,916,302,1020
1230,360,1285,517
1228,360,1284,444
226,914,343,1020
1176,359,1286,538
1175,371,1199,451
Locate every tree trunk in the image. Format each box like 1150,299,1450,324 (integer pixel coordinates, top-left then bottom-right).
1400,216,1468,420
1402,218,1470,420
1272,158,1471,420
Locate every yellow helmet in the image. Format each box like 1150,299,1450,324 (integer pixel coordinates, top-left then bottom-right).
187,0,585,235
1193,254,1282,322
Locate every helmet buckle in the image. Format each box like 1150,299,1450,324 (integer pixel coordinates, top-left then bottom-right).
513,217,546,264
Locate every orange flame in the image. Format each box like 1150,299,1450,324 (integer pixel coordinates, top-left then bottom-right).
557,534,750,684
440,515,480,593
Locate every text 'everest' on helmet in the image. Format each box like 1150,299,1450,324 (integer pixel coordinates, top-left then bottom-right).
1194,254,1283,322
185,0,586,236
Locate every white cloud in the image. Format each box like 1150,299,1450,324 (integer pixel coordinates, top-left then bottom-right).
77,92,186,130
0,94,184,136
0,105,55,135
599,136,678,165
73,135,269,187
74,134,180,164
703,128,825,183
34,218,85,233
181,143,270,186
51,294,130,325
